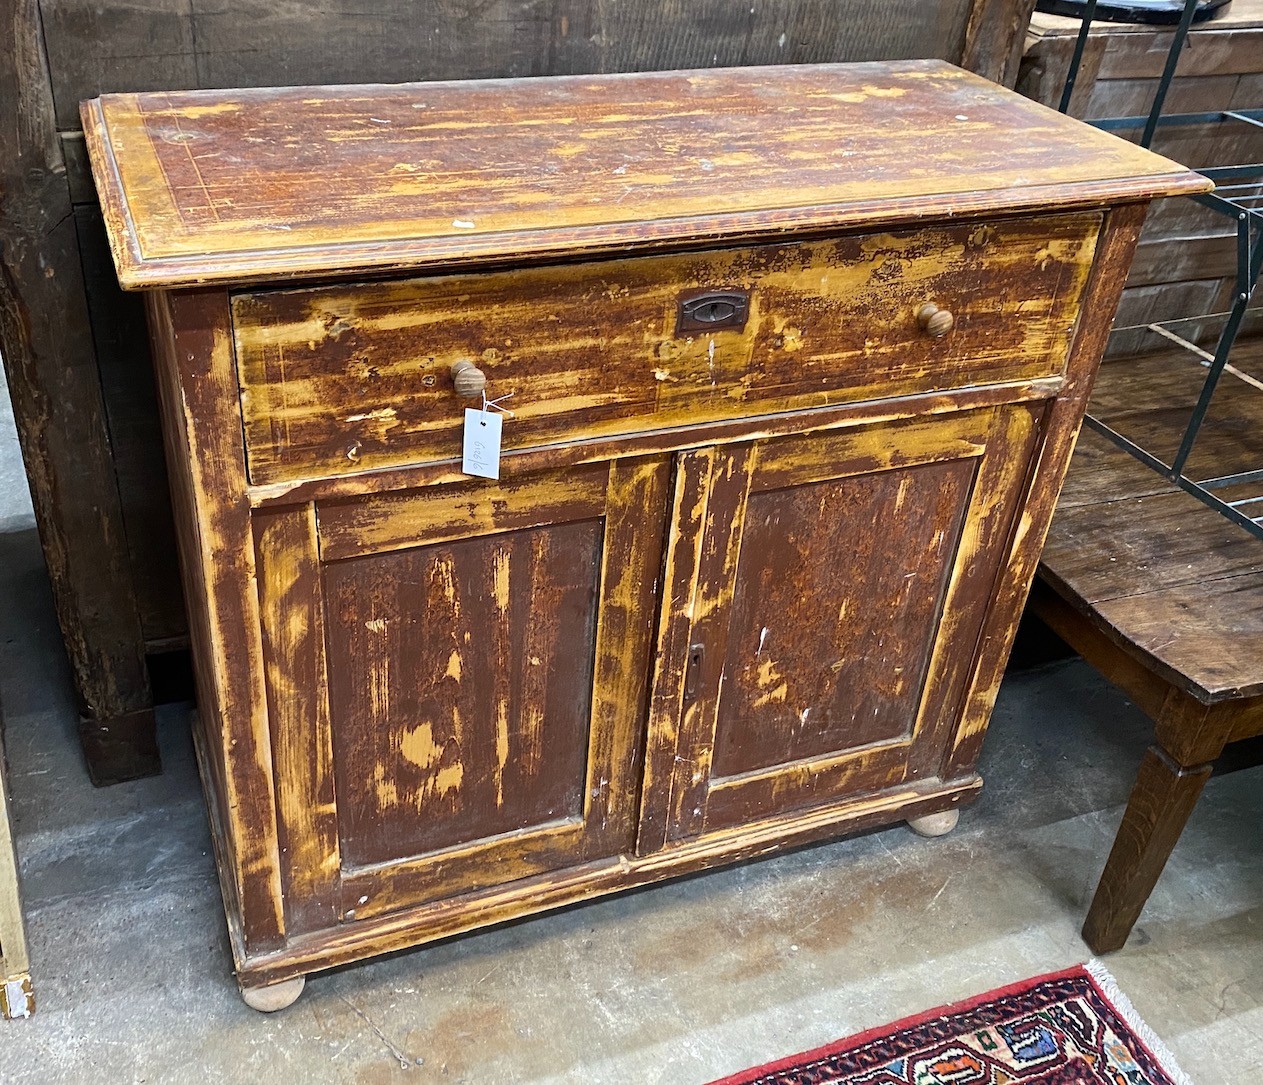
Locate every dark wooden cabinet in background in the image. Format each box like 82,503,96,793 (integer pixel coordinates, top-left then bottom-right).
83,62,1204,1008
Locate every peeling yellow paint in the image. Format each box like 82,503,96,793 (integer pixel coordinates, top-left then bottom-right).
399,722,465,803
894,476,911,512
445,649,462,682
493,548,511,612
431,555,459,616
400,722,443,771
236,215,1097,487
494,700,509,807
751,656,789,707
432,763,464,797
344,406,397,425
752,680,789,708
368,653,390,719
373,763,398,809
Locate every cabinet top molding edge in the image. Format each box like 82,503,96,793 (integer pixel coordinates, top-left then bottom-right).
81,60,1209,290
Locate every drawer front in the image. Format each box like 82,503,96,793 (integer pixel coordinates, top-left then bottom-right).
234,213,1100,486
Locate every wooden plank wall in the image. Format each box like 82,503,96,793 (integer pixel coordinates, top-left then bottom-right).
0,0,1033,780
1019,3,1263,356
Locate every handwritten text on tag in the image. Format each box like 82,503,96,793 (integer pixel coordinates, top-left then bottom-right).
462,408,502,479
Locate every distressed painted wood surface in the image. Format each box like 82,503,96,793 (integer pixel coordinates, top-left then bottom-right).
249,458,670,923
0,0,1035,795
44,0,1006,133
252,505,340,936
81,62,1206,288
145,289,287,955
249,376,1067,507
639,404,1038,846
235,214,1100,485
326,525,599,863
940,202,1148,781
235,774,983,988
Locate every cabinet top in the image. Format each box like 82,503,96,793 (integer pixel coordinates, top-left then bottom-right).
83,60,1208,289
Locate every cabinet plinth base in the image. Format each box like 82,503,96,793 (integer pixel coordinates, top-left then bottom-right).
222,776,981,990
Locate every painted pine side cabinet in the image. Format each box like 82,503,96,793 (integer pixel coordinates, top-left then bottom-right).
82,61,1207,1009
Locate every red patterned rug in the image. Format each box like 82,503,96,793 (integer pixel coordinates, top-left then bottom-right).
711,963,1191,1085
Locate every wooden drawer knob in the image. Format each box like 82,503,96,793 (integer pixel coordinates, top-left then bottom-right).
451,359,487,398
916,302,954,338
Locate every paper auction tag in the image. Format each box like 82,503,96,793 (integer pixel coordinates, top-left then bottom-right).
462,408,502,479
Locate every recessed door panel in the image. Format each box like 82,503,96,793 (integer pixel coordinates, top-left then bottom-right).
324,521,602,867
712,458,975,781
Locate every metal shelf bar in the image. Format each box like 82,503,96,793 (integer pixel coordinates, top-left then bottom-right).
1142,0,1199,146
1094,108,1263,131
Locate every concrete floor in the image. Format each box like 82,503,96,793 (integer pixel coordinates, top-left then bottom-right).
1,377,1260,1083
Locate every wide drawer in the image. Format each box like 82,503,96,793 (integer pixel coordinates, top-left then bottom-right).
233,213,1100,486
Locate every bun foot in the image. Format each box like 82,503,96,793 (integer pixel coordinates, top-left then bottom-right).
907,809,960,838
240,976,306,1012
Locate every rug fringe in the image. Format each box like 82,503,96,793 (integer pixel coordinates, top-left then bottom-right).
1085,959,1194,1085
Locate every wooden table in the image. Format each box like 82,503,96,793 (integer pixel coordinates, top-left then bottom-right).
1034,338,1263,954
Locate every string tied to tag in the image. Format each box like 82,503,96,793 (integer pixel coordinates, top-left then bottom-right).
481,390,515,422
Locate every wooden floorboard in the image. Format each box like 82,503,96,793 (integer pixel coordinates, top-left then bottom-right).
1088,339,1263,483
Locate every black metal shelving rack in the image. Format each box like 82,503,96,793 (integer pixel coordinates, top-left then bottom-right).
1056,0,1263,537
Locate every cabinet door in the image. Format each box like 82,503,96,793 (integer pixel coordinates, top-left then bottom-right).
639,404,1040,850
254,457,668,933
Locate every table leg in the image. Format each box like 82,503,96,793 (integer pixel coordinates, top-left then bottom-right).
1082,743,1212,954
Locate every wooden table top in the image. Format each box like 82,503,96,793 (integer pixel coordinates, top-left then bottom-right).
1042,339,1263,704
82,60,1208,289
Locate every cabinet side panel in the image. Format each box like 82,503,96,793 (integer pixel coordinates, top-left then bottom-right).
944,202,1148,778
145,289,286,955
